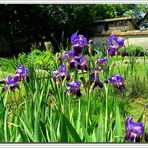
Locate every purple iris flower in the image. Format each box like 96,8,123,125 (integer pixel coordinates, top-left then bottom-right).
94,57,108,71
124,117,144,142
69,56,88,71
60,50,74,62
100,57,108,64
2,76,19,92
95,57,108,66
16,65,29,75
2,86,7,92
108,45,118,56
65,80,81,97
105,74,125,90
70,32,87,57
69,59,76,70
116,36,124,47
109,74,124,83
108,34,125,56
16,65,29,82
5,75,19,85
53,70,59,81
69,57,80,70
109,33,124,47
71,32,87,46
53,65,70,82
90,72,103,89
61,33,87,61
109,34,116,46
76,56,88,71
72,43,83,56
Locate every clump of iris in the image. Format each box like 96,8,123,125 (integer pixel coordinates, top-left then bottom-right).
60,32,88,72
2,65,29,92
2,76,19,92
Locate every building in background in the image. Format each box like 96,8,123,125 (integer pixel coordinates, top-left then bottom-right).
92,17,148,50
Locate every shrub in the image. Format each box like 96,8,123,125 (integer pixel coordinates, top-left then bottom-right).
125,45,146,56
18,49,56,70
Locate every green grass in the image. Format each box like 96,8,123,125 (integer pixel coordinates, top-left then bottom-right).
128,98,148,120
0,70,9,79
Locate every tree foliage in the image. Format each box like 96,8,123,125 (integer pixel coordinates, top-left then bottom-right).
123,4,148,28
0,4,147,53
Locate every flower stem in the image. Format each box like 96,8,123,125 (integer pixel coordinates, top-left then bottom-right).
104,83,108,141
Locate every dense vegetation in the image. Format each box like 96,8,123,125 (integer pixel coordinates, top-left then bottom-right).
0,32,147,142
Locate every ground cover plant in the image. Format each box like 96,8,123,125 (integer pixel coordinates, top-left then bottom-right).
0,32,148,143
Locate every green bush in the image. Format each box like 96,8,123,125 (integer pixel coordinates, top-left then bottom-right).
18,49,56,70
126,45,146,56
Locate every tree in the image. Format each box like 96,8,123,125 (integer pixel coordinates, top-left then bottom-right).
123,4,148,28
0,4,147,55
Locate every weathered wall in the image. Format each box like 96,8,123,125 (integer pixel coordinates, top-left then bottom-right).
92,34,148,49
